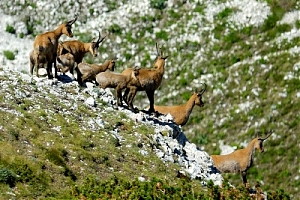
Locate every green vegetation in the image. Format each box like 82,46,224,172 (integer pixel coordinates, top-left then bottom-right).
150,0,167,10
5,24,15,34
3,50,15,60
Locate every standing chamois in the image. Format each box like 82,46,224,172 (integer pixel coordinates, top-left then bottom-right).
153,83,207,126
211,130,273,186
31,15,77,79
57,31,106,78
122,43,168,112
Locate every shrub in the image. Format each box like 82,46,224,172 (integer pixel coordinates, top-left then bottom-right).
108,24,122,35
155,30,168,41
0,167,16,187
5,25,15,34
150,0,167,10
3,50,15,60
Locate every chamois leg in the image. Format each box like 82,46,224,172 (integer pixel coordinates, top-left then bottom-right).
123,88,130,105
241,171,248,186
115,87,123,107
146,90,155,113
46,62,53,79
81,74,89,83
53,55,58,79
127,88,137,111
75,68,83,85
30,61,34,76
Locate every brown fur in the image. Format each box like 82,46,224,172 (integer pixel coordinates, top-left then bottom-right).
76,59,116,85
31,16,77,79
29,50,47,76
96,67,140,107
211,130,273,186
57,31,106,77
153,83,206,126
122,43,168,112
57,53,75,74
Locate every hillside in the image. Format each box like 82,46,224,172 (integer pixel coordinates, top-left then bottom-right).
0,0,299,199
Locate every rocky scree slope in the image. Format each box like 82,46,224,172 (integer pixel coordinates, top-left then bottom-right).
0,69,223,186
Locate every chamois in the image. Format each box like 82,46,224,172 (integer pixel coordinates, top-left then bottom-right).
122,43,168,112
29,50,47,77
211,130,274,186
152,83,207,126
96,66,141,107
57,31,106,77
57,53,75,74
76,59,116,85
32,15,77,79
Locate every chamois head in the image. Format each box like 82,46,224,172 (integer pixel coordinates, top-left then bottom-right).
132,66,141,79
106,58,117,71
61,15,78,37
89,31,106,57
255,130,273,153
153,43,169,69
195,83,207,107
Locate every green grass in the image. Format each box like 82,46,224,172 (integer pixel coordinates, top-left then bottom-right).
3,50,15,60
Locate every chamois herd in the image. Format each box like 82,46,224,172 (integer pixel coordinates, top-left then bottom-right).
29,16,274,187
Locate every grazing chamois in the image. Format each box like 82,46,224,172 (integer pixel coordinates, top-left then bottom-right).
122,43,168,112
32,15,77,79
211,130,274,186
96,66,141,107
76,59,116,85
57,31,106,77
152,83,207,126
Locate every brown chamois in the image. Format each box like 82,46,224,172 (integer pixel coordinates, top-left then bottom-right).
122,43,168,112
76,59,116,85
29,50,47,77
57,31,106,77
57,53,75,74
152,83,207,126
96,66,141,107
211,130,273,186
32,15,77,79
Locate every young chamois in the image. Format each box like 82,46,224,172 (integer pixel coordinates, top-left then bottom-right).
76,59,116,85
152,83,207,126
96,66,141,107
211,130,274,186
57,31,106,77
57,53,75,74
122,43,169,112
31,15,77,79
29,50,47,77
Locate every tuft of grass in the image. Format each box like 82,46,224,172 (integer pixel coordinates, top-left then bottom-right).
3,50,15,60
5,25,15,34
